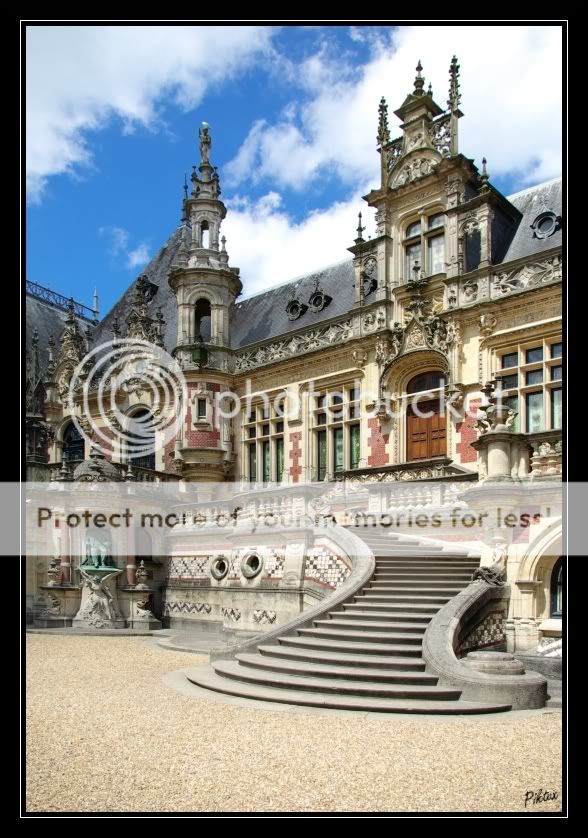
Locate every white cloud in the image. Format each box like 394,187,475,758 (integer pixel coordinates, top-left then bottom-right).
225,25,562,191
222,189,375,298
98,226,151,270
26,25,275,201
127,243,151,270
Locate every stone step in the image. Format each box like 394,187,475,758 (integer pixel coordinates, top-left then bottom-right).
366,584,464,594
374,557,478,564
213,660,461,700
298,626,423,645
359,592,452,604
257,644,427,670
344,601,441,615
278,635,423,656
373,570,473,579
187,667,512,714
235,653,439,684
332,609,433,623
315,618,427,634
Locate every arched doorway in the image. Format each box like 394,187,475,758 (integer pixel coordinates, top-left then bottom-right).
406,371,447,461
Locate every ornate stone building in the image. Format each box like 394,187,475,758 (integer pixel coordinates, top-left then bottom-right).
26,59,563,711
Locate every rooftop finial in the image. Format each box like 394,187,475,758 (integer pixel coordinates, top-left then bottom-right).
183,173,188,199
199,122,211,166
427,82,433,97
414,60,425,95
355,211,365,244
479,157,490,191
92,288,99,321
377,96,390,147
448,55,461,112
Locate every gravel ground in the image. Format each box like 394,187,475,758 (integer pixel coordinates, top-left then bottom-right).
26,635,562,814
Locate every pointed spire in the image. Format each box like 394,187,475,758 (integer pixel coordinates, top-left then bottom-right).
92,288,99,322
413,60,425,96
377,96,390,147
183,173,188,200
427,82,433,98
479,156,490,192
355,212,365,244
448,55,461,113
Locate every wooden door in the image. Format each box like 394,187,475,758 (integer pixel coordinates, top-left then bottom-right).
407,400,446,461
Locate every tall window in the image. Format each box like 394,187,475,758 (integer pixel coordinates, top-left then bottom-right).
194,298,211,341
550,558,563,618
313,386,361,480
495,338,562,433
403,212,445,280
405,372,447,461
244,398,285,483
127,409,156,471
62,421,85,463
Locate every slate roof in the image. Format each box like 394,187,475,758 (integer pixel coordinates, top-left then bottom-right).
503,177,562,263
25,295,94,379
26,178,562,359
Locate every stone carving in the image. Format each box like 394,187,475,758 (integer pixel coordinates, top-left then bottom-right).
430,115,452,156
39,593,61,617
199,122,211,164
462,278,479,302
471,563,506,587
235,318,353,372
385,138,404,175
352,348,368,368
77,568,121,628
81,533,116,569
363,308,386,333
492,254,562,298
479,313,497,337
394,156,437,186
221,607,241,623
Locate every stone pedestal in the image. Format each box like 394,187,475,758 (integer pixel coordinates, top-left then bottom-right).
34,585,80,628
124,588,162,629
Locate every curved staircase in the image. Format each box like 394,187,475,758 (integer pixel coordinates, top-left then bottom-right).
188,533,512,714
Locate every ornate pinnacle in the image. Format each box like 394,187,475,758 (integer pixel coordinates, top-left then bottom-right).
377,96,390,147
414,60,425,96
355,212,365,244
427,82,433,98
183,173,188,200
479,157,490,190
448,55,461,112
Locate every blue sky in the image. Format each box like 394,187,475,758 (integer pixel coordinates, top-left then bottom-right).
26,24,563,317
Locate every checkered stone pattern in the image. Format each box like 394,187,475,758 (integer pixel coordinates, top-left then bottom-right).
304,547,351,589
221,607,241,622
253,610,277,625
164,601,212,616
168,557,210,580
264,552,285,579
460,610,506,653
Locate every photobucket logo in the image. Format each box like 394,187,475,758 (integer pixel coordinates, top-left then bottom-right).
66,339,188,459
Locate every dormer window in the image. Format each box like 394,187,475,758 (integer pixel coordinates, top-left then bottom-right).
531,210,561,240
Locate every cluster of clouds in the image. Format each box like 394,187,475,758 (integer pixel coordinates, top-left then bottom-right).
98,226,151,270
26,24,562,293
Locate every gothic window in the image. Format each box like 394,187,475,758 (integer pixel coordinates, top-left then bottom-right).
244,397,286,483
403,212,446,280
62,421,85,463
194,298,211,341
464,228,481,272
200,220,210,248
313,386,361,479
550,557,563,618
494,338,562,433
127,409,156,471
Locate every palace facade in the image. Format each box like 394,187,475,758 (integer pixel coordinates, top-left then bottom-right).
25,58,563,711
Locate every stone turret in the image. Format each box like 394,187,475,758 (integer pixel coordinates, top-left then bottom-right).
167,124,240,481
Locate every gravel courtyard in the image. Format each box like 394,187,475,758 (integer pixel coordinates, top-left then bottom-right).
25,635,562,814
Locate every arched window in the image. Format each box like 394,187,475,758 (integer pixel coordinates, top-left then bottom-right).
62,421,85,463
127,409,155,471
550,557,563,618
406,371,445,394
194,298,211,341
200,221,210,249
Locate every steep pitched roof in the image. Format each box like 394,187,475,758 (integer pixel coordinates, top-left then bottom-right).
25,294,94,378
504,177,562,263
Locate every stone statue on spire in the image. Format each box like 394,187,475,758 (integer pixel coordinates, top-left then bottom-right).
199,122,211,165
